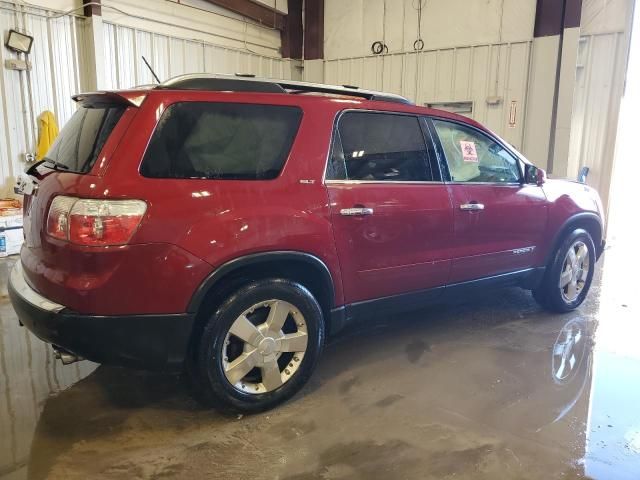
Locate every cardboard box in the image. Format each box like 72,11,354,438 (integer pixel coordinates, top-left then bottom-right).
0,214,22,229
0,228,22,256
0,215,23,257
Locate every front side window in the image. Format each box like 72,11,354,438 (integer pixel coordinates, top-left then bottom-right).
432,119,521,184
327,112,432,181
45,105,125,173
140,102,302,180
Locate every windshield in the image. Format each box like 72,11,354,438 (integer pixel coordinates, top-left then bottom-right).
44,105,126,173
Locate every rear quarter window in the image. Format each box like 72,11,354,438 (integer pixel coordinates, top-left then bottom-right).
140,102,303,180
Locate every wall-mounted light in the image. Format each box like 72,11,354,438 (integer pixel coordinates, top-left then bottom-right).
5,29,34,54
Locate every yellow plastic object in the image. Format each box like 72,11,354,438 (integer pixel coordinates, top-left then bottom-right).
35,110,59,160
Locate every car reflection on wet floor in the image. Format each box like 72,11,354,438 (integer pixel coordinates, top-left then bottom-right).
0,236,639,479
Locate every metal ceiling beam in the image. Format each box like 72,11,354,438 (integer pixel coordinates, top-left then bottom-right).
203,0,285,30
281,0,302,59
533,0,582,37
84,0,101,17
304,0,324,59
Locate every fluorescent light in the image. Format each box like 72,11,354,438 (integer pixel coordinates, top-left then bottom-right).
5,29,34,54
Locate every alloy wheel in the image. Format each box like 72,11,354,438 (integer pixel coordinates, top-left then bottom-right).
222,299,308,394
559,241,591,303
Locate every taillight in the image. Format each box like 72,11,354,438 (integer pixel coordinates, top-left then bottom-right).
46,196,147,246
46,196,76,240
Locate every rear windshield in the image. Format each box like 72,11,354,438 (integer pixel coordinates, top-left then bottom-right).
44,105,125,173
140,102,302,180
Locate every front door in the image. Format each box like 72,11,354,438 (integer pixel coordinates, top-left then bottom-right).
326,111,453,304
429,118,548,284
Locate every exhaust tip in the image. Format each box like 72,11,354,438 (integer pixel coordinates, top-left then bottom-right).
53,346,83,365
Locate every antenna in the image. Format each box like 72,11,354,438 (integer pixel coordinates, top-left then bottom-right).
142,55,161,84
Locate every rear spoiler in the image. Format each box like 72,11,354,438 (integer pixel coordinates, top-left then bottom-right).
72,91,147,108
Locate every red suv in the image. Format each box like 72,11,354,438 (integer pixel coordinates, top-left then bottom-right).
8,75,605,412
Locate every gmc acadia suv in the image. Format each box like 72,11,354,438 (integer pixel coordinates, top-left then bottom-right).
8,75,605,412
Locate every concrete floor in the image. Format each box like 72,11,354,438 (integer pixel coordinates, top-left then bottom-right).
1,234,639,480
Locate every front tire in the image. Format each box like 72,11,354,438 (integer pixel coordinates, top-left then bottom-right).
533,229,596,313
191,278,325,413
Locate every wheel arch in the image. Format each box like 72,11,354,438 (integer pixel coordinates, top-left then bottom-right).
545,213,603,267
187,251,337,333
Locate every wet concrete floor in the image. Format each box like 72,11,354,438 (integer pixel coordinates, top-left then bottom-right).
1,235,639,479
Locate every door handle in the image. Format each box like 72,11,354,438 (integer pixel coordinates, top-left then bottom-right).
460,202,485,211
340,207,374,217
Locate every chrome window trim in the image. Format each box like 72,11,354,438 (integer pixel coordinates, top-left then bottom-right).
325,179,444,185
446,181,523,187
325,180,522,186
322,108,443,186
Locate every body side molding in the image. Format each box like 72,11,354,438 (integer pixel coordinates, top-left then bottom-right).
343,267,545,324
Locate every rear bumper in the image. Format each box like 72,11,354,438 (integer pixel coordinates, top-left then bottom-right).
8,262,194,371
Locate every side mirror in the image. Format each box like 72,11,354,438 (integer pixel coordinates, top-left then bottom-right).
577,166,589,183
524,164,546,186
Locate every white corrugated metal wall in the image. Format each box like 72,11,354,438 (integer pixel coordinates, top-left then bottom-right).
0,2,295,197
568,31,629,218
0,4,295,476
0,10,93,477
0,2,86,197
102,22,297,90
3,1,629,204
324,41,532,151
323,29,630,214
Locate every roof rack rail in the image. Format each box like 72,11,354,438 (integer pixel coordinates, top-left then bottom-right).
159,74,413,105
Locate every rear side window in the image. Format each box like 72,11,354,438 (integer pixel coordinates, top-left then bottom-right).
327,112,432,181
140,102,302,180
44,106,125,173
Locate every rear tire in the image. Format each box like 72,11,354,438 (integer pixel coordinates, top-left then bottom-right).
189,278,325,413
533,229,596,313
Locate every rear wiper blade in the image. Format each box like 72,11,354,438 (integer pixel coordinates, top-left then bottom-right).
42,159,70,171
23,159,70,180
25,159,47,176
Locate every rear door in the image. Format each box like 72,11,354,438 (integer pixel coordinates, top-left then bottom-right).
429,118,548,283
326,111,453,304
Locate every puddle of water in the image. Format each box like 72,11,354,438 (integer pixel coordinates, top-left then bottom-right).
0,225,638,479
0,257,97,479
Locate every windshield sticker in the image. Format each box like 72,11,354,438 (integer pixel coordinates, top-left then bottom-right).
460,141,478,162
